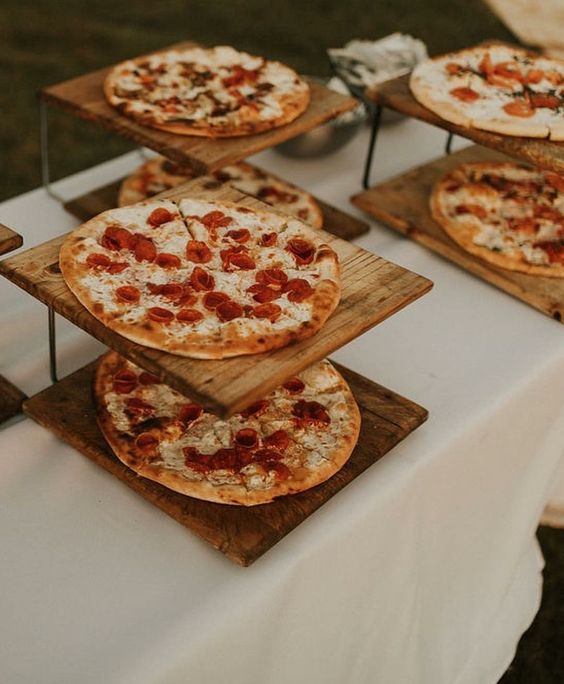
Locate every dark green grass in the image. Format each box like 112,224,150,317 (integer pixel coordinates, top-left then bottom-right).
0,0,514,200
1,3,562,682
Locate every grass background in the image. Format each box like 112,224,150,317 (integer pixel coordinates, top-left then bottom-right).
1,2,562,681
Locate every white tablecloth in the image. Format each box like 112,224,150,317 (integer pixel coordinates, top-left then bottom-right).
1,118,563,684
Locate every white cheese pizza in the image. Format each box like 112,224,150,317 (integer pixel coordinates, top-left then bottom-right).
104,45,310,137
431,161,564,276
95,351,361,506
59,198,341,357
118,157,324,228
410,44,564,139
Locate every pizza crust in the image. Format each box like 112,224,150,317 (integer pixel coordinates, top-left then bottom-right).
431,161,564,278
94,351,361,505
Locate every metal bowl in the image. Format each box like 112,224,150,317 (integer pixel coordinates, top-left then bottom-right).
275,80,367,159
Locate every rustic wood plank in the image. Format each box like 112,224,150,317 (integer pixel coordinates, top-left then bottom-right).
23,358,428,566
1,180,431,417
0,375,27,424
63,170,370,240
351,145,564,322
0,224,22,256
368,53,564,175
42,41,357,175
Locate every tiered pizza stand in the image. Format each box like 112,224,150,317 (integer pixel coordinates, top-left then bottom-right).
0,43,434,566
0,225,27,424
351,41,564,322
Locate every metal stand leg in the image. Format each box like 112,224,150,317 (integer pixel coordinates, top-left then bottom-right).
445,131,454,155
39,99,65,203
362,104,383,190
48,307,58,383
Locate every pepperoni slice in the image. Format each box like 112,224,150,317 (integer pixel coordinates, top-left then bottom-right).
261,232,277,246
256,268,288,289
115,285,141,304
135,432,159,450
286,238,315,265
503,100,535,117
134,237,157,262
222,65,258,88
450,87,480,102
203,291,230,310
200,211,232,229
253,448,282,462
292,399,331,425
147,207,174,227
113,369,138,394
139,371,159,385
190,266,215,291
533,240,564,264
148,306,174,323
210,448,241,470
455,203,488,219
263,430,290,451
225,228,250,243
446,61,463,75
522,69,544,84
283,378,305,394
240,400,269,419
178,403,203,425
186,240,212,263
176,308,204,323
107,262,129,274
157,283,184,299
508,218,538,234
234,428,259,449
126,397,154,417
265,461,291,480
227,251,256,270
216,301,244,322
529,93,561,110
250,286,280,304
545,173,564,193
101,225,132,251
284,278,313,303
86,253,112,269
155,253,181,268
534,204,562,221
253,303,282,321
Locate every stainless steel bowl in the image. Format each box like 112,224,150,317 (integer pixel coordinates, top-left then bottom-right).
275,79,367,159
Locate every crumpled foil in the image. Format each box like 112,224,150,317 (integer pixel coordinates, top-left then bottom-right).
328,33,428,90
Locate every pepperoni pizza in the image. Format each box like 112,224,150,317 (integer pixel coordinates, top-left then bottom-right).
104,45,310,137
431,162,564,277
59,198,341,358
95,351,361,505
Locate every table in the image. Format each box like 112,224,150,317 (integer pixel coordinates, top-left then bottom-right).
1,118,563,684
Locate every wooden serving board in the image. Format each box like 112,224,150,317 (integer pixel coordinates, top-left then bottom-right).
368,56,564,176
0,180,432,417
41,41,357,175
23,358,428,566
62,169,370,241
0,224,23,256
351,145,564,322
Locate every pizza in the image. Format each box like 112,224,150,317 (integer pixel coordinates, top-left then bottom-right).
431,161,564,277
59,198,340,358
104,45,310,137
410,44,564,139
118,157,324,228
94,351,361,505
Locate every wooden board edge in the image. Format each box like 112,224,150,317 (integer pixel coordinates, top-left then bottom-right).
0,224,23,257
0,375,27,424
22,358,428,566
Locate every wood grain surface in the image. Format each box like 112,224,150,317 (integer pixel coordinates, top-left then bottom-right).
0,375,27,424
351,145,564,322
23,358,428,566
368,69,564,175
63,170,370,241
41,41,357,175
1,180,432,416
0,224,22,256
